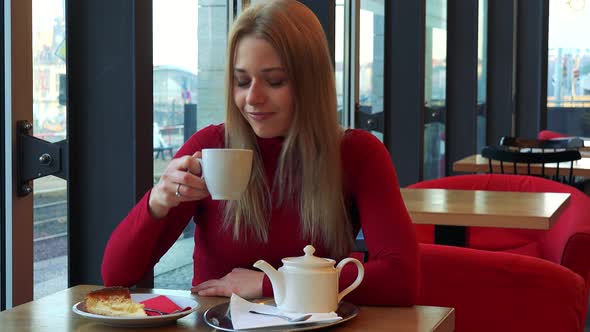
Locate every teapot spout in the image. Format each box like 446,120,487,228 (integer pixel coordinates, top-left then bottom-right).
253,260,284,306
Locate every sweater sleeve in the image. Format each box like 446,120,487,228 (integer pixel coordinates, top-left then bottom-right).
101,125,223,286
338,133,419,306
101,191,197,286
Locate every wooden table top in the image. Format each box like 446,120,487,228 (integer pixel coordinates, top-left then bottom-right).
400,188,570,230
0,285,455,332
453,154,590,178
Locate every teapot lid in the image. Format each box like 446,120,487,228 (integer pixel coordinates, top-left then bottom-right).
282,245,335,267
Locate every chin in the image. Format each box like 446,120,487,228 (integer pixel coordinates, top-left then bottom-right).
251,127,285,139
253,131,281,139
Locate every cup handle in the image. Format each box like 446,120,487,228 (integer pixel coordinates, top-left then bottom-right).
336,258,364,303
196,157,205,180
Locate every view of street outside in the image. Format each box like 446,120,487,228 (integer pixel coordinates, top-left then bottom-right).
152,0,226,289
547,0,590,137
32,0,68,299
423,0,487,180
424,0,448,180
548,1,590,106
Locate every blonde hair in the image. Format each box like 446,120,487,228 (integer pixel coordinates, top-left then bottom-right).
223,0,353,258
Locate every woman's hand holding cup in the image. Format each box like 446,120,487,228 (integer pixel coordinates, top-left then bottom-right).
148,151,209,218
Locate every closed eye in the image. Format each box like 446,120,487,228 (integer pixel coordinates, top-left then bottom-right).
268,80,286,87
235,79,251,87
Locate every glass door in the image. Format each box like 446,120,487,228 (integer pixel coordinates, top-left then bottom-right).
3,0,68,308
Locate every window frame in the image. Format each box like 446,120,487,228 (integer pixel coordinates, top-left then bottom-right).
1,0,6,311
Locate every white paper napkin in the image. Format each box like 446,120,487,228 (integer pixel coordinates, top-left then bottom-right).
230,294,342,330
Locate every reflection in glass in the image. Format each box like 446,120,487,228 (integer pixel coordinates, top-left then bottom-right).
547,0,590,137
32,0,68,299
477,0,488,152
359,0,384,141
336,0,345,124
152,0,227,289
424,0,447,180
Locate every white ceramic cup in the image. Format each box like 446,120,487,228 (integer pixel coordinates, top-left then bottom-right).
199,148,253,200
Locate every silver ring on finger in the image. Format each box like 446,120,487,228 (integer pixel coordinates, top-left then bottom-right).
175,183,182,198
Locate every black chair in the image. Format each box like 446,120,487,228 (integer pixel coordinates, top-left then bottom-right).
480,145,581,185
499,136,584,151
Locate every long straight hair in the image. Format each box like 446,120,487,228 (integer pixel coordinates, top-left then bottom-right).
223,0,353,258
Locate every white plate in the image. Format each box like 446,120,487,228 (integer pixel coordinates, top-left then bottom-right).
72,293,198,327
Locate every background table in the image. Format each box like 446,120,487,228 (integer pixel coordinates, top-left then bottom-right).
453,154,590,177
0,285,455,332
357,188,570,248
401,188,570,246
401,188,570,230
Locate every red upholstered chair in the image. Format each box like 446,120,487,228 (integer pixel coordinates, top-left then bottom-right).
408,174,590,292
538,129,569,140
418,243,587,332
410,174,590,330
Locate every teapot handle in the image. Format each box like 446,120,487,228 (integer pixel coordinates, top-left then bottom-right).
336,258,365,303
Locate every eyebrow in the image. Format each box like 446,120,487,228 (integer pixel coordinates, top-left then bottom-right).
234,67,285,73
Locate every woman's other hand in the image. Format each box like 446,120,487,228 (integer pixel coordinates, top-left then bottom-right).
191,268,264,299
148,151,209,218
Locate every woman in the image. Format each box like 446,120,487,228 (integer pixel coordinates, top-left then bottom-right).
102,0,418,306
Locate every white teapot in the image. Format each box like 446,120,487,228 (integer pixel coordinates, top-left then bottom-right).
253,245,364,313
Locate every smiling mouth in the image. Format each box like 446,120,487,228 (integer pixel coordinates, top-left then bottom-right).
248,112,274,120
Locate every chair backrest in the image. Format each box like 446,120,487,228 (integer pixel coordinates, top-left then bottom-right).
481,145,581,184
499,136,584,151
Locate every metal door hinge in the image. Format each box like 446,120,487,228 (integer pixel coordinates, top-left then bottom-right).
16,120,68,196
355,105,384,133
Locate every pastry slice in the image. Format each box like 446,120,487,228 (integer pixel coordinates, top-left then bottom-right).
83,287,147,317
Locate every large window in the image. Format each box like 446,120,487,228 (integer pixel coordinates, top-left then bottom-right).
336,0,345,123
359,0,384,141
547,0,590,136
152,0,228,289
337,0,384,137
424,0,447,180
32,0,68,299
477,0,488,151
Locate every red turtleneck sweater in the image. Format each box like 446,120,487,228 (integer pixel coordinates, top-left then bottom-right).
101,124,418,306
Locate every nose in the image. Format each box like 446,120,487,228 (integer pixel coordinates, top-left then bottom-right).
246,80,266,106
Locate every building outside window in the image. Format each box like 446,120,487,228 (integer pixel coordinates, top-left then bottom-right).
547,0,590,136
152,0,228,290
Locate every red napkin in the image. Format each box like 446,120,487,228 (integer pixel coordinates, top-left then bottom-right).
140,295,192,316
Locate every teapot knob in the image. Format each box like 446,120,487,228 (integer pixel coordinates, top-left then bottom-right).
303,245,315,256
